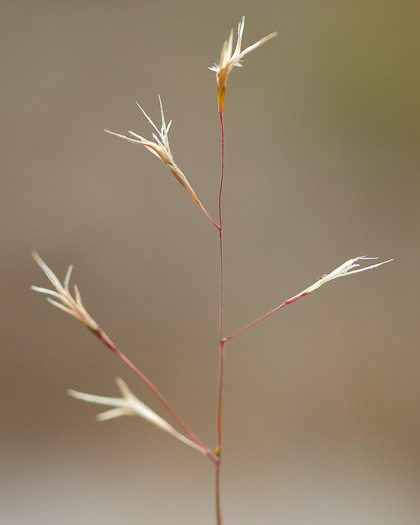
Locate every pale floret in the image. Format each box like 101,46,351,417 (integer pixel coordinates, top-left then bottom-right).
68,378,207,454
209,16,277,112
105,97,198,201
300,256,394,295
31,252,99,331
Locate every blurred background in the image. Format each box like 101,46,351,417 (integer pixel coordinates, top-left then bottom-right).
1,1,419,523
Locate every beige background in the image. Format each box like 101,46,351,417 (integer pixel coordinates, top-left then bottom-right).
2,1,420,524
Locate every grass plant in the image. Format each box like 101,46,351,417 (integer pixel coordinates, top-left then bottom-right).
32,17,392,524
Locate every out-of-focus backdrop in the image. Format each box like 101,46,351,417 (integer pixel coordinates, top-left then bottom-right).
2,1,419,524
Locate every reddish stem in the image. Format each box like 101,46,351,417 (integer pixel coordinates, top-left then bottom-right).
223,291,309,344
196,199,220,231
217,111,225,443
215,456,222,525
215,110,225,525
92,327,216,462
218,112,225,235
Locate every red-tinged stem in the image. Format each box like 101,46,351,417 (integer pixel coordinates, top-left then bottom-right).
215,456,222,525
217,340,225,456
218,113,225,235
222,291,309,344
92,327,216,463
217,111,225,442
196,199,220,231
215,110,225,525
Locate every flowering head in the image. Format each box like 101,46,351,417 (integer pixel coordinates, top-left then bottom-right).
209,16,277,113
68,378,207,454
300,256,394,296
105,97,199,202
31,252,99,332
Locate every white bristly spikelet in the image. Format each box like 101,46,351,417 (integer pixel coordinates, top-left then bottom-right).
209,16,277,113
68,378,207,454
105,97,199,202
297,256,394,297
31,252,99,331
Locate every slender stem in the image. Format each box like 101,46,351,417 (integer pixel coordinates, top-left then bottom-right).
215,110,226,525
215,338,225,525
215,458,222,525
218,113,225,235
223,291,309,344
196,198,220,231
217,340,225,456
217,111,225,443
93,327,216,463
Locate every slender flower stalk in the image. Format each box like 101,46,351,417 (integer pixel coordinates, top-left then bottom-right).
68,378,207,454
215,112,225,525
105,97,219,229
209,16,278,520
209,16,277,114
31,252,215,461
210,18,277,521
223,256,393,343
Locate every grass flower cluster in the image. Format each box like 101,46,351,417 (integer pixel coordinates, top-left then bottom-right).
32,16,391,525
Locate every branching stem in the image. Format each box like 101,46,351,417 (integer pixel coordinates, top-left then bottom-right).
93,327,216,463
196,199,220,231
223,291,309,344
